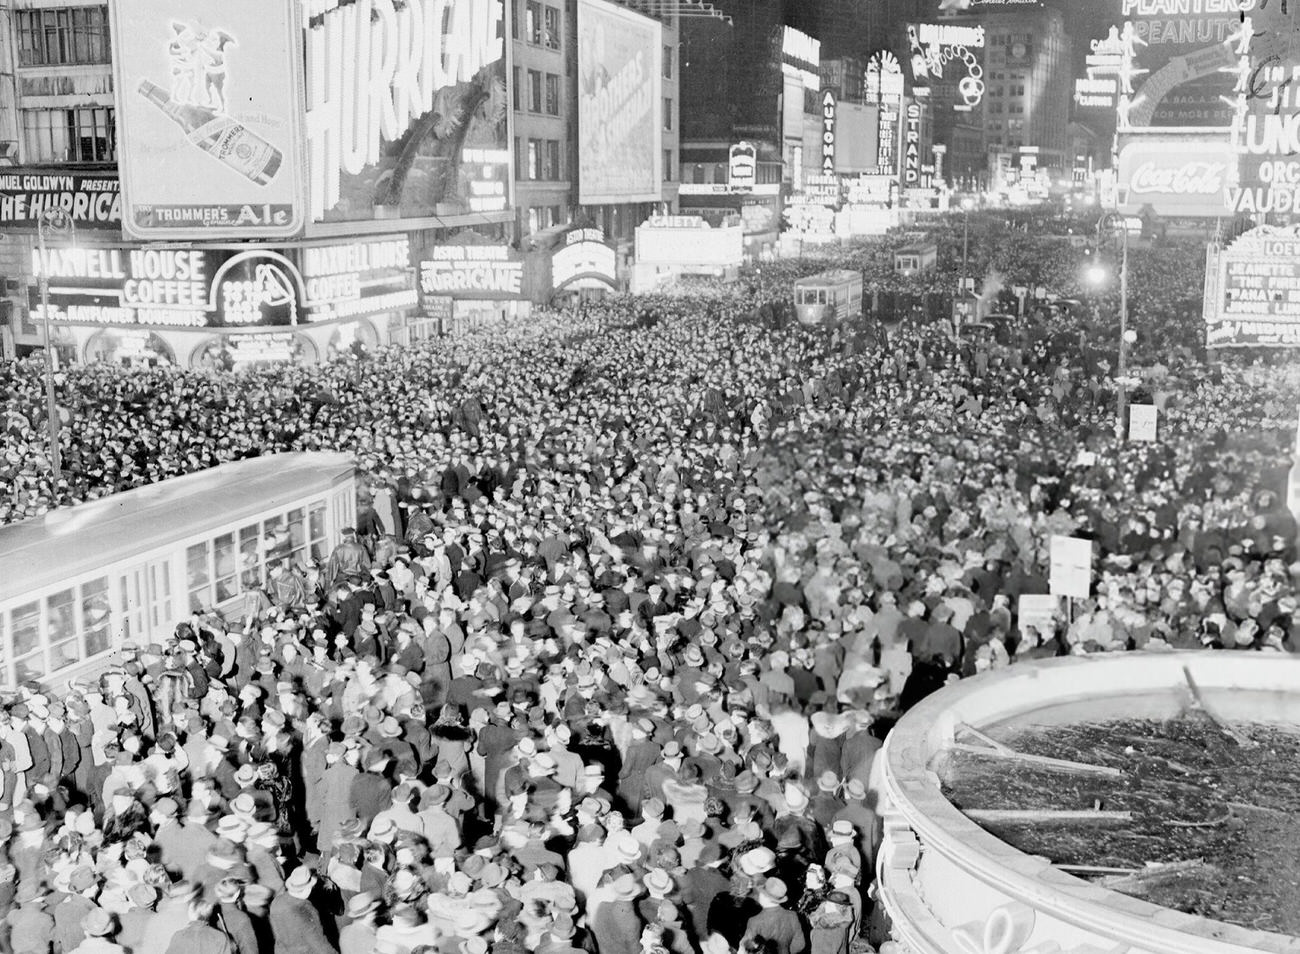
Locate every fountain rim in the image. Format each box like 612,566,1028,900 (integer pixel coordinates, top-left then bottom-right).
880,651,1300,954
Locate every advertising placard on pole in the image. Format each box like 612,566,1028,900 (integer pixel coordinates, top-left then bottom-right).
1049,535,1092,599
1129,404,1158,442
1017,594,1061,637
109,0,307,239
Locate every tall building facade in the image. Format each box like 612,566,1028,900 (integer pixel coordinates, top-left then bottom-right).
975,5,1072,174
511,0,679,251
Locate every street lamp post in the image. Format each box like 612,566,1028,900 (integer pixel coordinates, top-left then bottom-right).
35,209,74,486
1095,212,1130,433
961,197,975,296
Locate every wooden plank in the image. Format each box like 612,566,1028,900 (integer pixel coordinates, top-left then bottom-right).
1181,666,1258,749
950,740,1124,779
1055,864,1142,875
964,809,1133,826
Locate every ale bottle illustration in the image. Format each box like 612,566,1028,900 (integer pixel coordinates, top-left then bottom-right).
138,80,281,185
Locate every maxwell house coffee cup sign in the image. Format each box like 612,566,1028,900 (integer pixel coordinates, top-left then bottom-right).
1116,138,1237,217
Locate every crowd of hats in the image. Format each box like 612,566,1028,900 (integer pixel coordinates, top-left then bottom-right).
2,218,1300,954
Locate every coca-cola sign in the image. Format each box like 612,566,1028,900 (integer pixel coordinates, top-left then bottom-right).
1129,161,1225,196
1117,138,1237,218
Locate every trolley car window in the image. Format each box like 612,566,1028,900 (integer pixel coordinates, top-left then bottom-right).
310,503,328,561
239,525,260,588
13,601,39,657
187,543,211,612
214,534,237,603
83,578,111,657
47,589,78,672
286,508,307,565
13,601,41,681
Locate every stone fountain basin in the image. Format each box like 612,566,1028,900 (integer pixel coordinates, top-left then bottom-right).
874,653,1300,954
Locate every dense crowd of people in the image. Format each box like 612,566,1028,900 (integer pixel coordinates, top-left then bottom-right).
0,215,1296,954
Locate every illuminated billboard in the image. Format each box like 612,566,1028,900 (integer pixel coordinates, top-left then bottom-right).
1119,0,1290,130
108,0,307,239
907,22,985,109
577,0,663,205
303,0,510,224
0,171,121,231
1206,226,1300,348
1116,137,1237,217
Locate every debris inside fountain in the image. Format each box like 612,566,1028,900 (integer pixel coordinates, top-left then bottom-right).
939,711,1300,936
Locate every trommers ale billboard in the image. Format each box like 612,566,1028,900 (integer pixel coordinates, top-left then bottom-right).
577,0,663,205
303,0,510,224
108,0,308,239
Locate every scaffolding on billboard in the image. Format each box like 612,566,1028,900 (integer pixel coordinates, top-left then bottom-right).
616,0,730,22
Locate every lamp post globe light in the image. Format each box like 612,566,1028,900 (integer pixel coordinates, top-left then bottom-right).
1094,211,1130,433
36,208,76,486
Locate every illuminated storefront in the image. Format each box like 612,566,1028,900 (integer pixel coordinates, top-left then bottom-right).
27,236,417,367
414,240,535,336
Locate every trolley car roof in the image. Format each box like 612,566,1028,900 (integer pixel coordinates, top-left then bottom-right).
0,453,355,604
793,270,862,286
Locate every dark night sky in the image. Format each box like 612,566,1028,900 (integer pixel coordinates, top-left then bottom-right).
757,0,1117,55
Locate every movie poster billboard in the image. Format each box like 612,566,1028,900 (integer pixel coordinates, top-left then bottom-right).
108,0,307,239
1206,226,1300,348
303,0,510,225
0,171,121,231
577,0,663,205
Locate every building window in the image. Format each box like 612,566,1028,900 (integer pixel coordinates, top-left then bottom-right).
513,67,521,111
664,150,674,181
514,137,523,181
528,139,541,180
664,98,672,130
16,7,110,67
545,73,560,115
544,6,562,50
22,107,114,162
528,70,542,112
528,207,542,234
663,45,673,79
546,139,562,180
526,0,542,44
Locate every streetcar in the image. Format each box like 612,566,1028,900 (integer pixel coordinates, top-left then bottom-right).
793,269,864,326
0,452,356,691
893,243,938,277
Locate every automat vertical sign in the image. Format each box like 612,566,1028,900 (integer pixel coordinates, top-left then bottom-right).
108,0,308,239
821,90,837,175
303,0,509,224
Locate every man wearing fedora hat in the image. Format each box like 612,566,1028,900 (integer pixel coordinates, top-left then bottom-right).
590,870,643,954
160,899,230,954
211,879,258,954
7,880,54,954
339,891,381,954
743,877,807,954
68,907,124,954
270,867,338,954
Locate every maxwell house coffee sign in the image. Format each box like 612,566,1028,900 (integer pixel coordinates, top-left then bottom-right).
1116,138,1237,217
